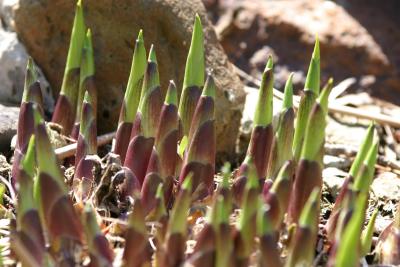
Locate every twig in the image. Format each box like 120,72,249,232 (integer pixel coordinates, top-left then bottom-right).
234,65,400,128
55,131,116,160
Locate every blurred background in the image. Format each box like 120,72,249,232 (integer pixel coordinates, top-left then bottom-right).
203,0,400,102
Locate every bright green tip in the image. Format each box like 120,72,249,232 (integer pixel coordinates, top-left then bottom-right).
202,74,216,99
353,139,378,192
77,0,82,7
282,73,294,110
148,45,157,63
265,55,273,70
253,68,274,126
318,77,333,112
304,36,321,94
313,35,320,60
182,14,205,89
137,29,144,42
349,122,375,177
299,187,320,227
165,80,178,105
26,57,36,76
364,139,379,169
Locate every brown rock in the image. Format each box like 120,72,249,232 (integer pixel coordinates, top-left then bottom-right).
211,0,400,103
12,0,245,159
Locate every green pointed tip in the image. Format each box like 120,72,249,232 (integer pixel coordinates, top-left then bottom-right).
265,55,273,71
182,14,204,89
64,0,86,72
202,74,216,99
313,35,320,61
349,123,375,177
165,80,178,105
364,139,379,169
282,73,294,110
361,209,378,256
148,45,157,63
318,77,333,112
182,173,193,191
304,36,320,94
22,57,39,102
137,29,144,42
82,28,94,76
335,193,368,267
253,68,274,126
26,57,36,77
299,188,320,227
353,139,378,192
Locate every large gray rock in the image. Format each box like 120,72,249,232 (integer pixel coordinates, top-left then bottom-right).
0,1,54,112
0,104,19,153
11,0,245,159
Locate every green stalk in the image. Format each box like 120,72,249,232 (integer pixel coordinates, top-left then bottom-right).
267,73,294,180
11,136,45,267
33,107,83,260
72,28,96,139
12,58,43,186
113,30,146,162
122,198,152,266
52,0,86,134
179,74,216,196
82,204,113,266
178,14,205,137
361,209,378,257
288,79,333,223
334,193,368,267
292,37,320,162
285,188,320,267
326,123,375,240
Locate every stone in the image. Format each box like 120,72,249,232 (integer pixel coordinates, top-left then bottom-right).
0,104,19,153
11,0,245,159
210,0,400,104
0,12,54,112
372,172,400,201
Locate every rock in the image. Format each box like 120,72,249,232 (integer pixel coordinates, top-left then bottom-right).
0,0,18,31
0,29,27,104
210,0,400,104
0,15,54,113
372,172,400,201
11,0,245,159
322,167,347,198
0,104,19,154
